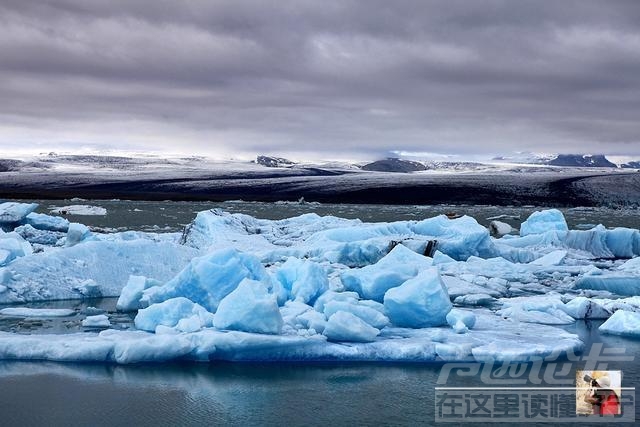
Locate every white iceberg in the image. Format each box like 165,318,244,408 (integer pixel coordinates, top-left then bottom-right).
50,205,107,216
0,239,197,303
0,202,38,225
0,308,75,317
599,310,640,338
117,275,161,311
520,209,568,236
323,311,380,342
24,212,69,232
82,314,111,328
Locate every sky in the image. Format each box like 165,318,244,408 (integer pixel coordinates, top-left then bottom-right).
1,0,640,161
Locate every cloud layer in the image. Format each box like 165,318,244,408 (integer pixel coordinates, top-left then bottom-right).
1,0,640,159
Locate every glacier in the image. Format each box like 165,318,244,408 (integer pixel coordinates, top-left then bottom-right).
0,202,638,364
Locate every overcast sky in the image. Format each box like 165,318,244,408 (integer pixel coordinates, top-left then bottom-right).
1,0,640,160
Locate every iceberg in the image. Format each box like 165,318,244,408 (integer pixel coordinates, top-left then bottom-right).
446,309,477,333
213,279,283,334
116,275,161,311
0,202,38,225
0,308,75,317
24,212,69,232
50,205,107,216
383,267,452,328
65,222,91,247
272,257,328,304
564,296,611,319
14,224,63,246
575,272,640,296
341,243,432,301
489,220,515,236
497,295,575,325
141,248,272,312
0,239,197,303
323,311,380,342
82,314,111,328
599,310,640,338
520,209,568,236
323,299,389,329
0,232,33,266
134,297,214,333
6,205,639,365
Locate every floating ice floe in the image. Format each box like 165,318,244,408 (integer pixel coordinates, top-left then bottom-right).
0,308,75,317
82,314,111,328
50,205,107,216
24,212,69,232
599,310,640,338
0,202,38,225
489,220,516,236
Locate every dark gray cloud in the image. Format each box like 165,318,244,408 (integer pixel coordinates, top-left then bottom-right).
1,0,640,159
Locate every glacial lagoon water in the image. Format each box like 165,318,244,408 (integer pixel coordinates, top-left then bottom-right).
0,320,638,426
1,200,639,425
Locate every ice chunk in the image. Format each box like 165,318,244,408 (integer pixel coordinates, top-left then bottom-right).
0,239,197,303
446,309,476,333
50,205,107,216
0,308,75,317
618,256,640,272
564,297,611,319
520,209,568,236
65,223,91,247
0,202,38,225
24,212,69,232
530,250,567,266
441,275,504,300
273,257,328,304
72,279,102,298
142,248,272,312
489,220,515,236
313,290,359,312
575,273,640,297
341,244,432,301
432,250,456,265
323,311,380,342
383,267,452,328
323,299,390,329
134,297,214,333
0,232,33,266
599,310,640,338
497,295,575,325
14,224,63,246
453,294,496,307
412,215,497,260
117,275,161,311
82,314,111,328
213,279,283,334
